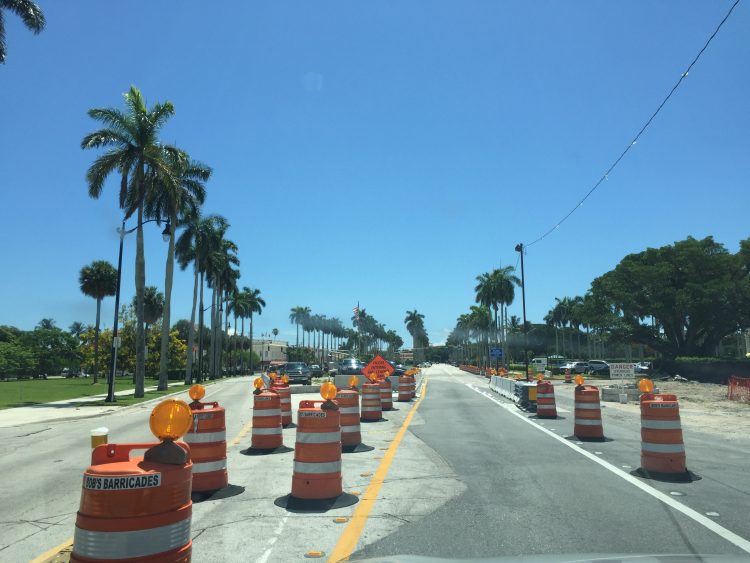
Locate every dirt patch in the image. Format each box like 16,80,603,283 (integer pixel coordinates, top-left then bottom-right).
555,378,750,439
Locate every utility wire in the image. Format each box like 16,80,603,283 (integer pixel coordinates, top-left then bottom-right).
525,0,741,248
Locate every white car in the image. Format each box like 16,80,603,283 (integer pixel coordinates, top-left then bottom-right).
560,361,589,374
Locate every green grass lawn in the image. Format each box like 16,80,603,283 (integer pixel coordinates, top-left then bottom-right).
0,377,200,409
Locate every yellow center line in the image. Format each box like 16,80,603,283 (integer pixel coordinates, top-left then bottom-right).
229,417,254,448
28,538,73,563
327,378,429,563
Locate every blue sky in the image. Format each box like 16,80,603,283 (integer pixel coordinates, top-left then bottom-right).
1,1,748,346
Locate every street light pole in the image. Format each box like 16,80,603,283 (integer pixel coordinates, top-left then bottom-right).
515,243,529,380
105,218,171,402
106,220,126,403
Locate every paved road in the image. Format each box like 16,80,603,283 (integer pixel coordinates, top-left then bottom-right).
352,367,750,561
3,366,749,562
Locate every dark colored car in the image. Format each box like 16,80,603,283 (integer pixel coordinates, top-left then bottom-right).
309,364,324,377
387,361,407,377
338,358,364,375
280,362,312,384
587,360,610,376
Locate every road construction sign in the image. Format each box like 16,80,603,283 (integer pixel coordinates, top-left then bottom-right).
362,355,394,381
610,363,635,379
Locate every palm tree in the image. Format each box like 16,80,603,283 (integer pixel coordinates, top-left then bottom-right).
206,239,239,378
37,318,56,330
475,271,500,345
289,306,308,347
69,321,86,339
245,288,266,374
79,260,117,383
82,86,180,398
0,0,45,64
404,309,426,361
176,213,228,384
134,286,164,332
146,153,210,390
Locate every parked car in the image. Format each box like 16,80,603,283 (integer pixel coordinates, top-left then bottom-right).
635,361,653,374
587,360,610,376
309,364,323,377
326,361,339,375
338,358,364,375
560,361,589,374
279,362,312,385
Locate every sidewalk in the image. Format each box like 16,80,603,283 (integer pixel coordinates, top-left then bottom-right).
0,381,187,429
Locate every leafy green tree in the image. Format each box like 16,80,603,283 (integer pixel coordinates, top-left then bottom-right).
69,321,87,340
146,152,210,390
244,288,265,374
79,260,117,382
0,0,45,64
0,341,35,376
21,327,79,376
590,236,750,358
289,306,308,347
133,286,164,331
82,85,180,398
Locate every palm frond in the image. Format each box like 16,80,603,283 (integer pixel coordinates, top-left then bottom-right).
85,108,134,139
80,128,131,150
4,0,45,32
0,11,6,64
85,150,125,199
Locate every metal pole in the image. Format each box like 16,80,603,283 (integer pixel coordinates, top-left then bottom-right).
106,221,125,403
516,243,529,380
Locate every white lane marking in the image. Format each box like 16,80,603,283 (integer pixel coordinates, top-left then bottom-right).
255,514,289,563
464,383,750,554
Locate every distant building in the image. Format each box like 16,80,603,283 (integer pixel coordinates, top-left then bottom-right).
398,348,414,362
252,339,288,367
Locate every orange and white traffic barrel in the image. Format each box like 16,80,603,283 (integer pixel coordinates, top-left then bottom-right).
71,400,194,563
185,385,227,492
379,379,393,411
640,391,686,474
574,379,604,439
397,375,411,402
360,382,382,421
564,369,572,384
335,387,361,447
251,388,283,450
536,380,557,418
271,377,293,427
291,397,342,499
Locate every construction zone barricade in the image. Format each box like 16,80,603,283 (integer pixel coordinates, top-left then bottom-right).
71,399,194,563
536,380,557,418
185,398,228,493
379,379,393,411
574,384,604,440
639,393,687,475
271,378,293,427
244,384,292,455
360,382,383,421
275,384,359,512
397,375,411,402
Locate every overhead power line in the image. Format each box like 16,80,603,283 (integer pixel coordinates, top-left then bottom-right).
525,0,741,248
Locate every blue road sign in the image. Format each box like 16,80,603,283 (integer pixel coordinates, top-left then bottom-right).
490,347,503,359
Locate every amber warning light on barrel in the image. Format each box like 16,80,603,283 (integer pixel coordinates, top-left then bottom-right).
189,384,205,401
320,381,337,401
349,375,358,388
639,378,654,393
575,375,585,385
149,399,192,441
253,377,264,389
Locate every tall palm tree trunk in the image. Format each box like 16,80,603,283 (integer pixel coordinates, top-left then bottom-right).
197,272,205,382
209,286,216,378
134,204,146,398
93,297,102,384
296,322,299,347
240,316,245,372
158,216,176,390
185,264,199,385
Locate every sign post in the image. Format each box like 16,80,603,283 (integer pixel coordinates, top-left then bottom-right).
609,362,635,403
362,355,395,382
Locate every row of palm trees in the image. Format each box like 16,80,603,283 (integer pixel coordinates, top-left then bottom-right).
83,86,256,397
446,266,521,366
288,307,406,362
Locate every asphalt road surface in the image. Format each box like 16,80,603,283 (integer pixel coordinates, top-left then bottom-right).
1,365,749,562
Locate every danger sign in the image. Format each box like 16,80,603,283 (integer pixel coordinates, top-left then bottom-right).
362,355,394,381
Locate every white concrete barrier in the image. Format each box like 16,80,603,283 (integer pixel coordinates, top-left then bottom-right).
489,376,518,402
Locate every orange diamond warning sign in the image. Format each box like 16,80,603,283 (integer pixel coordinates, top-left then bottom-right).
362,355,394,382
